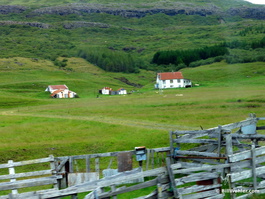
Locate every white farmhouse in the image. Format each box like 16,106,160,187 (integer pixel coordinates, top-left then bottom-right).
45,85,77,98
99,87,112,95
117,88,127,95
155,72,192,89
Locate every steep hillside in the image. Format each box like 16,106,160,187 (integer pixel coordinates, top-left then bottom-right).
0,0,264,73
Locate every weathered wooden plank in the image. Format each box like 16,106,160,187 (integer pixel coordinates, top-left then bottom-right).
0,188,57,199
39,167,170,198
176,150,220,158
188,144,215,152
231,166,265,182
181,189,219,199
228,146,265,162
65,151,134,160
98,178,159,198
173,139,218,144
0,169,53,180
86,156,91,173
56,157,69,172
209,118,257,131
0,156,54,169
230,155,265,172
235,192,255,199
206,145,218,152
217,126,222,157
252,144,257,190
175,172,219,186
8,160,17,195
172,129,218,135
152,147,170,153
207,194,224,199
0,176,61,191
178,132,213,140
166,158,178,197
226,134,233,157
177,184,221,195
258,180,265,189
173,163,230,174
232,133,265,140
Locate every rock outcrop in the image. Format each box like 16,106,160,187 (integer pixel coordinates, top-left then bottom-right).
26,3,265,20
0,21,51,29
0,5,27,14
29,3,221,18
63,21,110,29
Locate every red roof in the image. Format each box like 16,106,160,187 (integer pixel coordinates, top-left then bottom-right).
157,72,184,80
102,87,112,90
49,85,68,90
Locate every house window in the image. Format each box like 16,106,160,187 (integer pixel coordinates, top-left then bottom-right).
170,80,173,83
178,79,180,83
163,80,166,84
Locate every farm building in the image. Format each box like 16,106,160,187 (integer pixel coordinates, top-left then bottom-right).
117,88,127,95
99,87,112,95
155,72,192,89
99,87,127,95
45,85,77,98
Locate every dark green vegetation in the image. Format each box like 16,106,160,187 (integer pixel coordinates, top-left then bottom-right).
0,0,264,72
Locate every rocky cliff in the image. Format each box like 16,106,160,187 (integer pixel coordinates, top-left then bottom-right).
1,3,265,20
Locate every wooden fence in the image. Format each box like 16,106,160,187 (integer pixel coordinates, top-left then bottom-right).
1,114,265,198
0,155,62,199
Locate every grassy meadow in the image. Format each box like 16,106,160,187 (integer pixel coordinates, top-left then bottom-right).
0,57,265,162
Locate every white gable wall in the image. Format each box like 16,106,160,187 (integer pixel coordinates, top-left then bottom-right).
155,78,191,89
101,89,110,95
53,90,76,98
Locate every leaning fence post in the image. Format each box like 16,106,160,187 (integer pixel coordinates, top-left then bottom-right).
8,160,18,195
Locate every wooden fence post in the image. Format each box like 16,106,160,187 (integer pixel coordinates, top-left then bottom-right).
86,155,90,173
95,158,100,174
252,140,257,190
146,149,150,171
49,155,59,189
225,134,235,199
151,150,155,169
8,160,18,195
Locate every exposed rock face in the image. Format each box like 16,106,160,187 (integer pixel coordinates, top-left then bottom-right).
27,3,265,20
0,21,51,28
29,3,221,18
227,7,265,20
114,77,143,88
0,3,264,21
63,21,110,29
0,5,27,14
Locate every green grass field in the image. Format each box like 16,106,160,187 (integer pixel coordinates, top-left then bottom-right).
1,57,265,161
